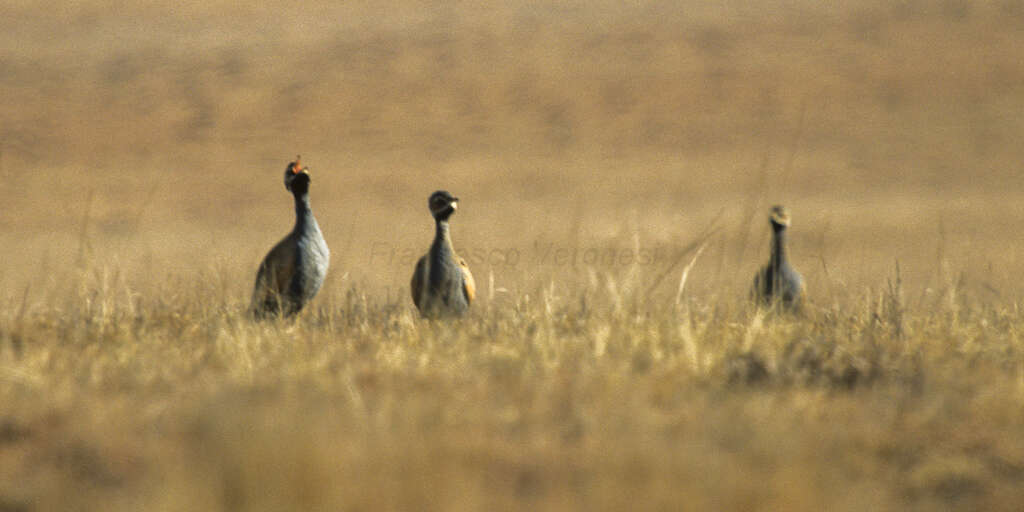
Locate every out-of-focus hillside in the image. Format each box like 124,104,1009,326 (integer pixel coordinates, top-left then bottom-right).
4,1,1022,167
2,0,1023,300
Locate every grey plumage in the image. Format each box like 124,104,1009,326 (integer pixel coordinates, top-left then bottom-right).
752,205,804,310
411,190,475,318
250,157,330,318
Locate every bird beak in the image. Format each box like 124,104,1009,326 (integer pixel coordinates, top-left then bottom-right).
450,200,458,210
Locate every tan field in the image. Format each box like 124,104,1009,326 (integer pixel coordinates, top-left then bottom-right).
3,0,1024,510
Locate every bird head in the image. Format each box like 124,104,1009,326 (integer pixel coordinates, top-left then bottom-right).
769,205,791,229
429,190,459,221
284,155,311,194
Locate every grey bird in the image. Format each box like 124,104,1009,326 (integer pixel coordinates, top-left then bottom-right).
411,190,475,318
752,205,805,310
250,156,330,318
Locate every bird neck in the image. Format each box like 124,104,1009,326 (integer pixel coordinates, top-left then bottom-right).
433,219,453,248
293,191,313,229
770,227,788,269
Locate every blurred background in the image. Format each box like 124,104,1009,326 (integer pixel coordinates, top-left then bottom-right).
2,0,1023,306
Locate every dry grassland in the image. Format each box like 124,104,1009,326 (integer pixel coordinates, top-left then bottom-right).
2,0,1024,510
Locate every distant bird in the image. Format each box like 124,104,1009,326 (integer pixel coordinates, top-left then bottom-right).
250,156,330,318
752,205,804,310
411,190,475,318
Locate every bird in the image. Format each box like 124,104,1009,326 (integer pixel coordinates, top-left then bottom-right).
250,156,330,319
411,190,475,318
752,205,804,310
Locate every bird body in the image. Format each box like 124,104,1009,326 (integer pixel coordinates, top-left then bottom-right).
411,190,475,318
250,157,329,318
752,205,804,310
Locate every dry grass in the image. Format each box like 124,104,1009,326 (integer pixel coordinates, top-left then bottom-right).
3,0,1024,510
